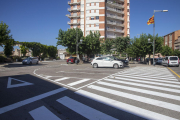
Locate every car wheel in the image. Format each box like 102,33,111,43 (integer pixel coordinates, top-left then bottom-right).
114,64,119,69
177,65,179,67
93,63,98,68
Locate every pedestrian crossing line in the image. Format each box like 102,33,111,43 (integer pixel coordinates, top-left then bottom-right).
122,71,173,76
75,90,178,120
129,67,167,70
67,79,90,86
97,81,180,101
110,76,180,89
103,78,180,93
124,68,169,72
54,77,69,82
88,85,180,112
29,106,61,120
113,75,179,83
57,96,118,120
115,73,176,79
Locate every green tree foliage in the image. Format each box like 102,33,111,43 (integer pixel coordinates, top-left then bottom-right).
0,21,12,46
4,39,14,57
100,38,113,55
161,45,173,56
114,36,130,54
20,45,29,56
56,28,83,54
81,31,101,56
173,49,180,58
48,46,57,58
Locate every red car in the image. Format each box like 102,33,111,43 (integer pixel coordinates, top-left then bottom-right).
67,57,77,64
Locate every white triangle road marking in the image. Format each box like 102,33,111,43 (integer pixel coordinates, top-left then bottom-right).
7,77,34,88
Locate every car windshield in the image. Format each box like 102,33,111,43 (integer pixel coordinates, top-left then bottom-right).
69,57,74,59
170,57,178,60
108,56,116,60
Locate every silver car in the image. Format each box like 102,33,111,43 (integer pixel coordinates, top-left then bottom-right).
22,57,39,65
162,56,179,67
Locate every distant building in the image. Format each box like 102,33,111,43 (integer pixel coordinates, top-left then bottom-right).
57,49,66,59
164,30,180,50
12,48,32,57
67,0,130,38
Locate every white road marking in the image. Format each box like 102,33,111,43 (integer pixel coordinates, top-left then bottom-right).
115,73,176,79
104,78,180,93
7,77,34,88
54,77,69,82
88,85,180,112
97,81,180,101
111,76,180,88
0,88,66,114
29,106,61,120
57,96,118,120
67,79,90,86
75,90,178,120
113,75,179,83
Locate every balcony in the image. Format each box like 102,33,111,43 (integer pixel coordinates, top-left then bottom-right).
67,21,80,25
68,1,81,5
68,7,80,12
106,7,124,14
107,28,124,33
66,14,80,18
107,1,124,9
107,21,124,27
106,14,124,21
107,35,122,39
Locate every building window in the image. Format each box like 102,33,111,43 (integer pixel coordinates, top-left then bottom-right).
91,24,94,27
87,3,90,6
96,16,99,20
73,5,77,9
96,3,99,6
86,17,90,20
86,10,90,13
96,24,99,27
86,25,89,28
91,2,94,6
96,10,99,13
91,17,94,20
81,11,84,15
91,10,94,13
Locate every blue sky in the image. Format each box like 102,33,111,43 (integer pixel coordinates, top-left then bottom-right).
0,0,180,52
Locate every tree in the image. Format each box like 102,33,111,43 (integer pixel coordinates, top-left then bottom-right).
48,46,57,58
0,21,12,46
161,45,173,56
20,45,29,56
173,49,180,58
56,28,83,55
81,31,101,56
114,36,130,56
4,39,14,57
100,38,113,55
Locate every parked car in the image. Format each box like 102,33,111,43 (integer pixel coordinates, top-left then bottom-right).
22,57,39,65
162,56,179,67
103,56,129,66
91,56,124,69
156,57,163,65
67,57,77,64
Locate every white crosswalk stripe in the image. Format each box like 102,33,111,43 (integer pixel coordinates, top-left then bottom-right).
54,77,69,82
67,79,90,86
57,96,118,120
29,106,61,120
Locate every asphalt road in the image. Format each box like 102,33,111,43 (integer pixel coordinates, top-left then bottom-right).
0,61,180,120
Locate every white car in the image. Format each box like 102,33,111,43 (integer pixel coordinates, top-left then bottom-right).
22,57,39,65
162,56,179,67
91,57,124,69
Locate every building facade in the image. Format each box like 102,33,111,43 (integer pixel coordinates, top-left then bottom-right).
67,0,130,39
164,30,180,50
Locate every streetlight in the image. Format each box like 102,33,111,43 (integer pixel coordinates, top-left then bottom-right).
152,10,168,66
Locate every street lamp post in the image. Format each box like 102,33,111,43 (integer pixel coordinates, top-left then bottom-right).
152,10,168,66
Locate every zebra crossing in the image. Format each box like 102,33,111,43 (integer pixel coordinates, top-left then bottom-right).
27,66,180,120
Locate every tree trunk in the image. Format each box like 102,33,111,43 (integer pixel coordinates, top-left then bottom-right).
149,54,151,65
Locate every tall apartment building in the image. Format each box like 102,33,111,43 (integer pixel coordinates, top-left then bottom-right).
164,30,180,50
67,0,130,39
